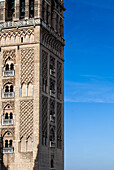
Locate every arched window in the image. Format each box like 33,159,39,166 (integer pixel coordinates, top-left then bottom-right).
6,64,9,71
5,140,8,148
10,63,14,70
5,85,9,92
5,113,8,119
10,85,13,92
10,112,13,119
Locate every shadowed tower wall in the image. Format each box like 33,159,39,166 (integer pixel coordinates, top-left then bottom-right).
0,0,65,169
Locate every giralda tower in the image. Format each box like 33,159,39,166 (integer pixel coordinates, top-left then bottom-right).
0,0,65,169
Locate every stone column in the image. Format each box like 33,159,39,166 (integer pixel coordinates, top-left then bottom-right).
14,0,20,21
34,0,42,19
25,0,29,20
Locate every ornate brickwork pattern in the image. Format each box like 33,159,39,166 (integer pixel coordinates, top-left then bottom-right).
20,100,33,139
21,48,34,85
3,50,16,65
57,102,62,148
42,30,62,56
0,29,34,40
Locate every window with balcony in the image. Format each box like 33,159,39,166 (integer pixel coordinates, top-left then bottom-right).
50,128,55,148
2,83,15,99
50,99,55,123
50,56,56,77
2,104,14,126
3,132,14,154
3,59,15,77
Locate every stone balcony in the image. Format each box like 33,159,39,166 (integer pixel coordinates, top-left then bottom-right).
50,68,56,77
3,147,14,154
50,114,55,122
2,118,14,126
3,70,15,77
2,91,15,99
50,141,56,148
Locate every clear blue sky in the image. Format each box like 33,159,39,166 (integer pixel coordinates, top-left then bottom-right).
64,0,114,170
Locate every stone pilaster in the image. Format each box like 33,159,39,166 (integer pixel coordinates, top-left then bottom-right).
14,0,20,21
0,0,5,23
25,0,29,20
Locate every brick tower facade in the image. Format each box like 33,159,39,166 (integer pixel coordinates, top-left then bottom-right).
0,0,65,169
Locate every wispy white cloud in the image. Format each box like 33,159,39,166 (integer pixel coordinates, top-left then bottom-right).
65,80,114,103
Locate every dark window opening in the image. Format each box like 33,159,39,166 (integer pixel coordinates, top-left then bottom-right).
6,0,15,21
5,113,8,119
21,37,23,43
51,159,54,168
5,86,9,92
20,0,25,19
10,85,13,92
29,0,34,18
6,64,9,71
5,140,8,148
10,63,14,70
10,112,13,119
50,128,55,142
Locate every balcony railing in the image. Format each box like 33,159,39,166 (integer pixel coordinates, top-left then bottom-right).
3,70,15,77
50,141,56,148
3,147,14,154
50,90,56,98
50,68,56,77
2,91,15,99
2,118,14,126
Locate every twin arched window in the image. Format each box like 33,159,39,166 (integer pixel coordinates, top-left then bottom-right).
5,63,14,71
5,140,13,148
5,112,13,119
5,84,13,93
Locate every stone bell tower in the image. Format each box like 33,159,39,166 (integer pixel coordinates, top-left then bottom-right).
0,0,65,169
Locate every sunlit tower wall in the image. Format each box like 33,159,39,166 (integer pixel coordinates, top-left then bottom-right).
0,0,65,169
